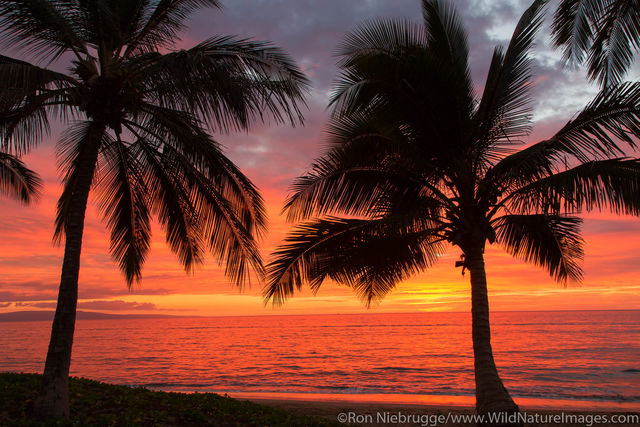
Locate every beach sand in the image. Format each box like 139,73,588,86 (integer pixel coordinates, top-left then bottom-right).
237,395,640,426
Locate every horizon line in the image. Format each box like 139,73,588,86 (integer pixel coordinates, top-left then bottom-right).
1,308,638,322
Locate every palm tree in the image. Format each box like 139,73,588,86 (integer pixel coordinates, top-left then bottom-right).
0,0,308,419
0,151,41,202
552,0,640,86
264,0,640,422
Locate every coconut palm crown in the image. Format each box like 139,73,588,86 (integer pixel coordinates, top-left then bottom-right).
552,0,640,86
0,0,308,419
264,0,640,420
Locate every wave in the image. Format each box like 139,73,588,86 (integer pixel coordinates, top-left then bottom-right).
372,366,431,372
139,381,640,403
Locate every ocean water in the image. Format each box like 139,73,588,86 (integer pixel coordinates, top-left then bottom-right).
1,311,639,406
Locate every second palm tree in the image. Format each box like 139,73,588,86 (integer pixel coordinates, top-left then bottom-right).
265,0,640,423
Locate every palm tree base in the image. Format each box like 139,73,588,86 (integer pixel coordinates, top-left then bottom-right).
33,376,69,420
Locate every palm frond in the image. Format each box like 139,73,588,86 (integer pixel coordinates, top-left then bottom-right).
552,0,603,64
330,18,427,118
285,164,438,223
421,0,476,153
422,0,473,97
474,0,546,159
75,0,127,54
553,0,640,86
0,55,76,154
264,216,445,307
152,141,265,285
130,36,308,132
337,17,427,68
54,120,110,243
0,0,87,60
125,0,221,55
494,214,584,283
194,174,265,285
95,139,151,285
586,0,640,86
284,121,437,222
508,158,640,216
125,104,266,237
0,55,76,95
133,136,204,271
0,98,50,156
0,151,41,203
128,122,263,284
107,0,149,51
487,81,640,188
331,17,478,166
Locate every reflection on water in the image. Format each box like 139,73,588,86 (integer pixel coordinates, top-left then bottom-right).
1,311,639,406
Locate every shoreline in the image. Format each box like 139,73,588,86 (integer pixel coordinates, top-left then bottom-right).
155,390,640,412
230,395,640,426
229,395,640,427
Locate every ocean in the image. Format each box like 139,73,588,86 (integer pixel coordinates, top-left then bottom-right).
1,310,639,409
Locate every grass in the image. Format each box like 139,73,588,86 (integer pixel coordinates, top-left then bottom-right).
0,373,342,426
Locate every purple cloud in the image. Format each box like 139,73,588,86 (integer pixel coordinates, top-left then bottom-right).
23,300,157,311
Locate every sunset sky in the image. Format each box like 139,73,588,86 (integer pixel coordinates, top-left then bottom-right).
1,0,640,317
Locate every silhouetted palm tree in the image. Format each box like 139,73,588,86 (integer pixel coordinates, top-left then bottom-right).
0,0,307,419
553,0,640,86
0,151,41,202
264,0,640,422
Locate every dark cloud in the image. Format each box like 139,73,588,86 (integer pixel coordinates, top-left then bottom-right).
77,286,175,299
23,300,157,311
82,300,157,311
0,285,175,303
583,218,640,234
585,255,640,278
18,302,54,308
192,0,422,90
0,255,61,268
184,0,600,192
0,287,59,302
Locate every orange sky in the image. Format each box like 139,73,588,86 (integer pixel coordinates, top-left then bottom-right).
1,143,639,317
1,0,640,316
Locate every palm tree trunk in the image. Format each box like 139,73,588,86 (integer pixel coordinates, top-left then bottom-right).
467,245,522,427
34,121,106,419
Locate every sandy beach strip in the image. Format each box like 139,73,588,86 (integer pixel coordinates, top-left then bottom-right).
229,393,640,426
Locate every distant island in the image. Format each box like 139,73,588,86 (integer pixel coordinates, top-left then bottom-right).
0,310,184,322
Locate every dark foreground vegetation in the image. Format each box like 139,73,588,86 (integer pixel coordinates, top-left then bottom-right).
0,373,339,426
